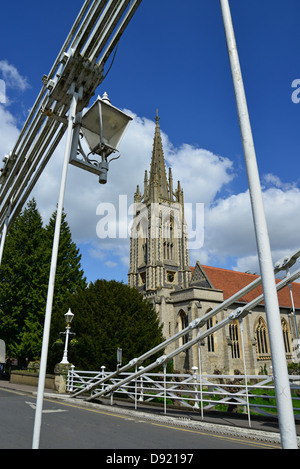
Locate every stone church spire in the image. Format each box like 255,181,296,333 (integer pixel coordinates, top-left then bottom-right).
128,111,191,293
148,112,169,202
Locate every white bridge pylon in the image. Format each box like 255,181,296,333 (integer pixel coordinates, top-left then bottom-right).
0,0,142,245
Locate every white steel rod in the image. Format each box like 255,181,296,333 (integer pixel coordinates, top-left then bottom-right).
88,0,131,61
70,0,107,54
52,0,93,67
89,267,300,403
0,204,11,266
239,318,251,428
7,125,67,232
220,0,298,449
74,263,300,399
197,328,204,420
32,88,79,450
80,0,123,58
97,0,142,65
286,268,299,341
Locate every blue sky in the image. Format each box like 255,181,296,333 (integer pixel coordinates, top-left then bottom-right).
0,0,300,284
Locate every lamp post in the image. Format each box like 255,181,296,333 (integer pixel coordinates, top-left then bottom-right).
60,309,74,365
32,89,132,450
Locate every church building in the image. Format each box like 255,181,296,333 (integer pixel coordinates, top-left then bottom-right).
128,114,300,374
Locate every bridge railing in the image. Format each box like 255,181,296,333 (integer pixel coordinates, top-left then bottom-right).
66,366,300,425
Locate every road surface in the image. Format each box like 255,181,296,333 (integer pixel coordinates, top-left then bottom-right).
0,387,280,451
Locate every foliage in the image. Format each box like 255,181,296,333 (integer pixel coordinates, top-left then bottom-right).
59,279,164,371
0,199,86,366
288,362,300,375
0,199,164,373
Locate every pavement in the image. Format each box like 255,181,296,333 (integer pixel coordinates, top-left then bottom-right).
1,378,300,447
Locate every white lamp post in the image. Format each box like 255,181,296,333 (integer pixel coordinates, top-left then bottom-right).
60,308,74,365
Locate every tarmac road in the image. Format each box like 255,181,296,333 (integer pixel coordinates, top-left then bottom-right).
0,386,281,451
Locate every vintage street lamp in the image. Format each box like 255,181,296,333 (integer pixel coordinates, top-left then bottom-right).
33,88,133,449
60,308,75,365
69,92,133,184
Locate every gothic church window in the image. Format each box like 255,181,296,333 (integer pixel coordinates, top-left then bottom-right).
206,315,215,353
255,317,270,359
142,242,147,264
178,310,189,346
282,319,292,355
137,220,148,266
229,322,240,359
163,217,174,261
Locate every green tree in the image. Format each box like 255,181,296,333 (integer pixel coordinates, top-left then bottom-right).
62,279,164,371
0,199,47,362
45,209,87,318
0,199,86,366
47,209,87,367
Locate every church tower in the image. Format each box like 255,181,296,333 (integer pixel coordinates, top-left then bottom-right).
128,113,191,294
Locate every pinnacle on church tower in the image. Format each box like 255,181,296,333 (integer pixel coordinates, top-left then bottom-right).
148,111,170,202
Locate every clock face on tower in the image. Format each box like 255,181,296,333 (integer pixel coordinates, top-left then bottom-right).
167,272,175,283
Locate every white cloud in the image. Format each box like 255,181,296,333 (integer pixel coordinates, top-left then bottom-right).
29,113,300,282
194,182,300,277
1,100,299,283
166,144,235,205
105,260,118,268
30,113,236,271
0,106,20,156
0,60,30,92
263,173,299,191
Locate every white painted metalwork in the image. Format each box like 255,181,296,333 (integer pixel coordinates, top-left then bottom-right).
68,254,300,441
60,309,75,365
71,256,300,402
32,87,81,449
2,0,143,450
0,0,142,246
219,0,298,449
2,0,298,449
67,367,300,424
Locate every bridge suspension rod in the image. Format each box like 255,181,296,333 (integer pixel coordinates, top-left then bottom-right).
83,265,300,402
0,0,142,239
70,251,300,399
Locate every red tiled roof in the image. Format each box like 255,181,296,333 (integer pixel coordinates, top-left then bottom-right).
194,264,300,309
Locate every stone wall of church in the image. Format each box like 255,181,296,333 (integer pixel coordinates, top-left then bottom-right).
151,286,294,375
187,303,293,375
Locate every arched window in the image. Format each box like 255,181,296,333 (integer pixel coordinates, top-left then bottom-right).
255,317,270,360
178,310,189,346
282,319,292,355
229,321,240,359
206,314,215,353
163,216,174,261
137,220,148,266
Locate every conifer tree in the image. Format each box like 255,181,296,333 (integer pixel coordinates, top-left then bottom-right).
0,199,47,362
63,279,164,371
45,209,87,309
0,199,86,366
46,209,87,367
